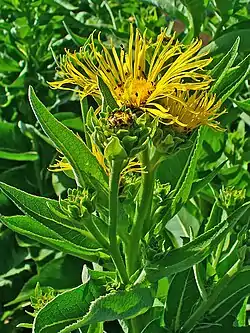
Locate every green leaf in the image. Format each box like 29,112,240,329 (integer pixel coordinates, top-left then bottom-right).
104,136,127,161
63,21,88,46
0,215,107,263
0,53,20,73
146,202,250,282
233,98,250,114
215,0,236,19
208,267,250,322
180,0,206,36
171,127,206,214
98,77,119,112
0,121,30,152
0,181,109,254
215,55,250,102
33,285,153,333
0,229,27,275
189,160,227,198
0,150,38,161
166,269,199,332
157,142,194,189
28,86,108,192
7,256,83,305
210,37,240,93
87,323,103,333
180,260,242,333
201,29,250,55
33,283,100,333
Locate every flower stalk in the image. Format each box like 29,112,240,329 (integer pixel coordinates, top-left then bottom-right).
126,145,156,276
109,159,129,285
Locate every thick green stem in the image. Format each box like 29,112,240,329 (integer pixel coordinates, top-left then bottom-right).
109,159,129,285
126,147,155,277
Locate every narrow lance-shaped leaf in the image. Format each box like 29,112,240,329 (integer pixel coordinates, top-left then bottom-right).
146,202,250,282
210,37,240,93
171,126,206,215
28,86,108,192
0,215,108,263
0,182,108,260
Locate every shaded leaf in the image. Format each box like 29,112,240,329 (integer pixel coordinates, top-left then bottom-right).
146,202,250,282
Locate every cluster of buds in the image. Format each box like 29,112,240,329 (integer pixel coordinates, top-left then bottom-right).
59,188,95,220
219,186,246,213
30,283,56,314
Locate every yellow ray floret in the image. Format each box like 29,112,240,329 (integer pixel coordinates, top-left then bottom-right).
49,142,143,177
49,26,212,106
146,90,224,131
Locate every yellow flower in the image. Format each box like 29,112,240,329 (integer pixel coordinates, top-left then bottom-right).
49,142,143,177
49,26,222,131
149,90,224,131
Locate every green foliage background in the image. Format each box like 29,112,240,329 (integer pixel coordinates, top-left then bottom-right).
1,0,250,332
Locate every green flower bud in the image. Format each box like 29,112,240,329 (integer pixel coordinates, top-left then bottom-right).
30,283,56,313
219,186,246,213
60,188,95,220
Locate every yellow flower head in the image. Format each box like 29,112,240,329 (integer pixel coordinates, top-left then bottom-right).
49,26,222,131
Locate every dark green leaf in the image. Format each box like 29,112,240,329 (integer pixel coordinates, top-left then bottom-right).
166,269,199,332
7,256,84,305
201,30,250,55
33,283,100,333
180,0,206,36
0,215,107,263
28,86,108,192
208,267,250,322
0,229,27,275
33,285,153,333
146,202,250,281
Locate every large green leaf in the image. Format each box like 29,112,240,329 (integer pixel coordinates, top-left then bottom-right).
33,284,153,333
0,215,107,263
146,202,250,282
28,86,108,192
33,283,100,333
0,182,104,252
166,269,200,332
208,267,250,322
201,30,250,55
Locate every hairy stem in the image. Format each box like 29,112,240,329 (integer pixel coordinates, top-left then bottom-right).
126,147,155,277
109,159,129,285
